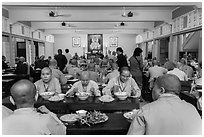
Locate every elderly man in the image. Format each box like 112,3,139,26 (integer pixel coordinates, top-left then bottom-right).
66,71,101,97
127,74,202,135
49,59,67,85
102,66,141,97
2,79,66,135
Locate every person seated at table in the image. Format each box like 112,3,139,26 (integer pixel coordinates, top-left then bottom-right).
146,60,168,89
87,63,100,82
2,55,10,69
102,66,141,97
179,58,194,79
34,55,49,70
49,59,67,85
66,71,101,97
192,77,202,111
63,59,81,78
2,79,66,135
14,56,35,76
103,63,119,84
34,67,62,95
127,74,202,135
167,62,188,81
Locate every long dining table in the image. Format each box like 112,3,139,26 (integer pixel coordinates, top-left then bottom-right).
2,95,140,114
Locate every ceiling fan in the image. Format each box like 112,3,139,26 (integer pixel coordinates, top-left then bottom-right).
61,22,76,28
121,7,133,17
49,7,71,17
115,22,127,27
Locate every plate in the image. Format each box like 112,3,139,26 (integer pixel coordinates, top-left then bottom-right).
60,114,79,123
123,111,134,120
48,95,64,101
68,79,79,82
98,95,114,102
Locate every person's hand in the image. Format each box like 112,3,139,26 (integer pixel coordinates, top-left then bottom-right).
38,105,51,114
192,89,200,99
66,88,78,97
90,87,95,93
112,85,120,93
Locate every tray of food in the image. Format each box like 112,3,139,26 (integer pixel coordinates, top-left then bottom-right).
79,110,108,126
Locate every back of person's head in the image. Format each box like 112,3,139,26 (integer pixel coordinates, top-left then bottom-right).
111,63,118,70
133,47,143,57
116,47,123,53
70,59,78,66
164,61,175,71
112,51,116,56
58,49,62,54
40,55,45,60
49,59,57,67
155,74,181,95
119,66,130,74
19,56,25,62
88,63,95,71
65,49,69,53
180,58,187,65
152,60,159,66
10,79,36,108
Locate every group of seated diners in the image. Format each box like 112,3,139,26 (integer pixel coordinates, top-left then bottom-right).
2,54,202,135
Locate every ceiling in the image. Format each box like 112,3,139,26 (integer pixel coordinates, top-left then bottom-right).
2,2,201,35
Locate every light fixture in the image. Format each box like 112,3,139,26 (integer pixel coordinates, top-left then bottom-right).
120,22,125,26
61,21,66,26
49,11,55,17
127,11,133,17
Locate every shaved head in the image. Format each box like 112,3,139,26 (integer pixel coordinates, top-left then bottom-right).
80,71,90,87
155,74,181,94
10,79,36,108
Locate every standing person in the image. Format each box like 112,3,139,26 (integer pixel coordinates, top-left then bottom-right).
65,49,72,64
116,47,128,71
127,74,201,135
2,79,66,135
55,49,67,71
129,47,143,90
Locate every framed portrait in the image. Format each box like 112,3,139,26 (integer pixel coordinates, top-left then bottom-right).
88,34,103,53
109,37,118,47
72,37,81,47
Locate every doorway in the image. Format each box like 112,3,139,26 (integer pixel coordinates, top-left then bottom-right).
17,42,26,60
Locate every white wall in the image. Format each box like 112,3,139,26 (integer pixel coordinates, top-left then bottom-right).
54,33,137,59
45,42,54,59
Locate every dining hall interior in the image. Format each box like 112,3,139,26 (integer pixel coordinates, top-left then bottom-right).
2,1,203,135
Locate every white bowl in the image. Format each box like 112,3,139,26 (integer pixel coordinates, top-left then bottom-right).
60,114,79,124
76,92,90,100
40,92,55,99
76,110,87,117
114,92,128,100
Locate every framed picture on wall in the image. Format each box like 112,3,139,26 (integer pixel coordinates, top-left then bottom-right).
109,37,118,47
87,34,103,53
72,37,81,47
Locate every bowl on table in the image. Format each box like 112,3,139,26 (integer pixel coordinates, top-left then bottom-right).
76,110,87,117
75,92,90,100
60,114,79,124
39,92,55,100
114,92,128,100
